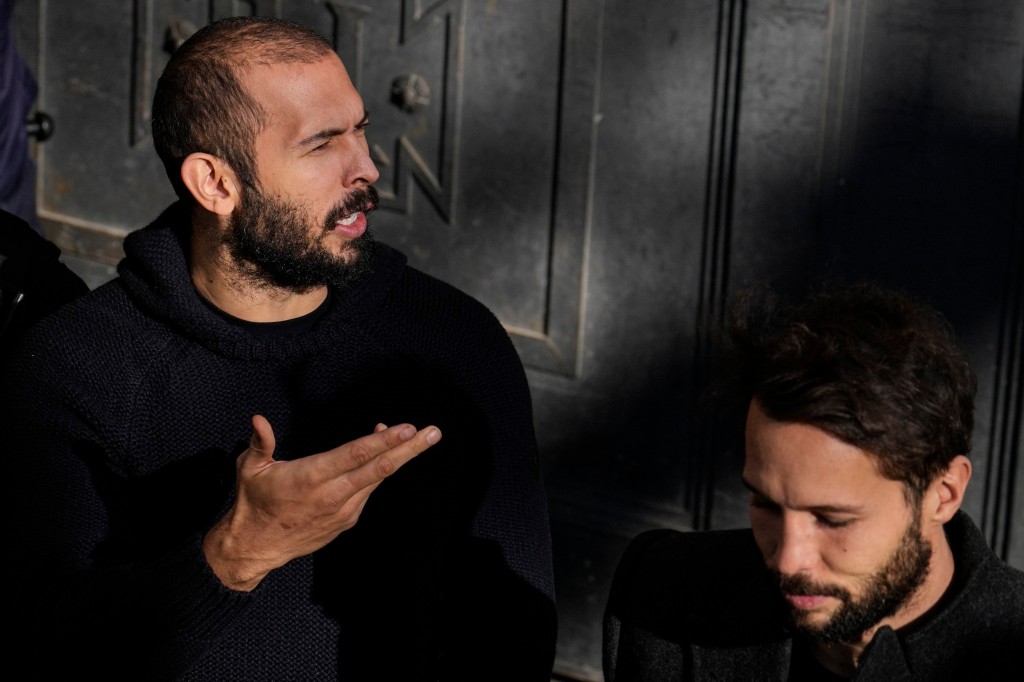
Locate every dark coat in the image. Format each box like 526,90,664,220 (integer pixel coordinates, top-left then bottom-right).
604,511,1024,681
0,207,88,364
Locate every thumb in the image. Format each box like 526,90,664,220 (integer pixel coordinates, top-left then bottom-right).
244,414,277,465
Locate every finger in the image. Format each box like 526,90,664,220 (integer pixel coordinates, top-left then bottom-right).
374,423,388,433
308,424,435,480
341,425,441,491
336,423,417,469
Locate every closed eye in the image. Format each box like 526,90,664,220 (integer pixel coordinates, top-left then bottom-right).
814,514,854,529
355,113,371,136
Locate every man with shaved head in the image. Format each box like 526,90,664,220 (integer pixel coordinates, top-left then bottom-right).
2,15,555,680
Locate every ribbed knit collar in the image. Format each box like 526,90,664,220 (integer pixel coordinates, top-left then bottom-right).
116,201,408,361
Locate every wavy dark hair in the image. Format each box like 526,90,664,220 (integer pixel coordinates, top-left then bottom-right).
722,280,976,502
151,16,335,201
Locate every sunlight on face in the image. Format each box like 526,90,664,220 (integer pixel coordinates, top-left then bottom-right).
742,399,931,644
225,183,378,292
231,54,381,292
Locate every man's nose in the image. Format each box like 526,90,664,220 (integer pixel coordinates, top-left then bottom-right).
344,140,380,188
771,514,818,576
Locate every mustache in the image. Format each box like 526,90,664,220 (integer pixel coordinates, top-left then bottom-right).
326,186,380,224
777,572,850,601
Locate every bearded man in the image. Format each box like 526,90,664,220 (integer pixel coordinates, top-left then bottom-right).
603,281,1024,681
1,16,556,681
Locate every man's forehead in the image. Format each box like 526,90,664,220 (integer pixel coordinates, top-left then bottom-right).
242,54,356,103
243,58,365,140
742,405,906,506
740,473,868,513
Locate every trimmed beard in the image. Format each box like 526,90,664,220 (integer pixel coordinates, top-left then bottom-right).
776,512,933,644
225,184,379,293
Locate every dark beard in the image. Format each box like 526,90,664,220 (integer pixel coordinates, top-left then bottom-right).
225,185,379,292
777,514,933,643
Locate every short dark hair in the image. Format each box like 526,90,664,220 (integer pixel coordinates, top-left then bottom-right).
724,280,976,501
151,15,335,201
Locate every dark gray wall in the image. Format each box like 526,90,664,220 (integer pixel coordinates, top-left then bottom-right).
14,1,1024,679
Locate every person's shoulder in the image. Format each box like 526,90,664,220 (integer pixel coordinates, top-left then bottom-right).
946,511,1024,614
28,277,140,337
366,243,490,316
957,548,1024,630
399,262,499,323
612,527,762,589
607,527,771,637
12,277,163,380
898,557,1024,681
368,247,510,351
906,512,1024,673
362,244,522,377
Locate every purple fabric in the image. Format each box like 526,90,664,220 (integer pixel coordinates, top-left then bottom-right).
0,0,40,232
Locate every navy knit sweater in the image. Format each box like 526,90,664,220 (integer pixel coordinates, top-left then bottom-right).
1,202,557,680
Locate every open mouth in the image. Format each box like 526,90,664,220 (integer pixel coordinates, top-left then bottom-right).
329,187,379,235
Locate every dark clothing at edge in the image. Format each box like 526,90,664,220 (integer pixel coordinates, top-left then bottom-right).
604,511,1024,681
1,201,557,681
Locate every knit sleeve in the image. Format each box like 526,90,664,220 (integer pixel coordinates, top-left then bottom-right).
449,314,558,679
378,267,558,680
0,307,255,680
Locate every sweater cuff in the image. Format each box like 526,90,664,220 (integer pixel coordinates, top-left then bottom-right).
157,532,257,652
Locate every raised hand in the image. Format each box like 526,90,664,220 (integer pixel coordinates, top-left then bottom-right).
203,414,441,591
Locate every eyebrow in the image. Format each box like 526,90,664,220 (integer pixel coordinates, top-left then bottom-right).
740,477,864,514
293,111,370,151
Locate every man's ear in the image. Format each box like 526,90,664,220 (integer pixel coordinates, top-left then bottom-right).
180,153,239,216
927,454,972,524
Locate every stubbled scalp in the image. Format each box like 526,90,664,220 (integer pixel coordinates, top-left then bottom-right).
152,16,337,201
